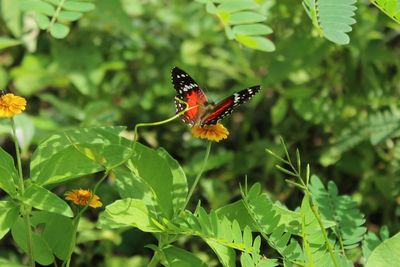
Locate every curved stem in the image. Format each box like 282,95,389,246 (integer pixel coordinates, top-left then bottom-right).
11,119,35,267
182,141,212,211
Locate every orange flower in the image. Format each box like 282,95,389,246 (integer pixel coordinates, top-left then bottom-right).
0,93,27,118
191,123,229,142
65,189,102,208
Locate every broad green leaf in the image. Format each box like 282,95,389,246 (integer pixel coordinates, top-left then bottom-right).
0,147,18,196
162,245,208,267
11,217,54,265
128,142,174,218
233,24,273,35
39,93,85,120
30,211,73,260
49,23,70,39
30,126,127,185
157,148,188,215
21,184,73,217
98,198,160,232
366,232,400,267
227,11,266,25
63,1,95,12
32,145,104,185
0,201,19,239
0,37,21,50
235,35,275,52
114,167,158,207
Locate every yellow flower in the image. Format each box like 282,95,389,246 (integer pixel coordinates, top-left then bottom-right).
0,93,27,118
191,123,229,142
65,189,102,208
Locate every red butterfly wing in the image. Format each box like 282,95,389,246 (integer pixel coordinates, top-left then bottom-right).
201,86,261,126
172,67,207,125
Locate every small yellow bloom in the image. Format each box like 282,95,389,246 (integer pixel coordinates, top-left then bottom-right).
65,189,102,208
191,123,229,142
0,93,27,118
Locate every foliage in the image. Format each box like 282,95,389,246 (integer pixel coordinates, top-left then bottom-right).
371,0,400,24
0,0,400,266
302,0,357,44
20,0,95,39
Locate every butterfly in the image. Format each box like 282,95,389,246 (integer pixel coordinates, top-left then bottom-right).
171,67,261,126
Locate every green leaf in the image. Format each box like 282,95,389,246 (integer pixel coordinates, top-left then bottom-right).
21,184,73,217
20,0,55,16
371,0,400,24
227,11,266,25
57,10,83,21
0,258,26,267
11,217,54,265
1,0,23,37
0,147,18,197
13,114,35,153
217,0,259,13
157,148,188,215
30,211,73,260
128,143,174,218
302,0,357,45
49,23,70,39
366,232,400,267
271,98,288,126
235,35,275,52
233,24,273,35
205,240,236,266
30,127,126,185
0,37,21,50
34,12,51,29
309,175,366,249
98,198,160,232
162,245,208,266
63,1,95,12
0,201,19,239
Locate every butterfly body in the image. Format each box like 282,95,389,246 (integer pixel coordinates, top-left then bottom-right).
172,67,261,127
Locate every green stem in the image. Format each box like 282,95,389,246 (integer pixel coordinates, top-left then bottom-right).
148,252,160,267
133,97,190,144
182,141,212,211
48,0,65,31
63,170,110,267
11,119,35,267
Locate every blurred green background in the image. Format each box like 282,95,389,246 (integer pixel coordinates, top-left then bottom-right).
1,0,400,265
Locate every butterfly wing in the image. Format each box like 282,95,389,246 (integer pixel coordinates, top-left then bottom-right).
201,86,261,126
172,67,208,125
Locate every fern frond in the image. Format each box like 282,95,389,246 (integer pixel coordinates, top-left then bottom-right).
371,0,400,24
368,110,400,145
302,0,357,45
322,110,400,165
175,208,277,266
308,175,367,251
241,183,304,264
197,0,275,52
20,0,95,39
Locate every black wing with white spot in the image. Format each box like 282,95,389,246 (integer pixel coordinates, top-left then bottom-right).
201,85,261,125
172,67,207,125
